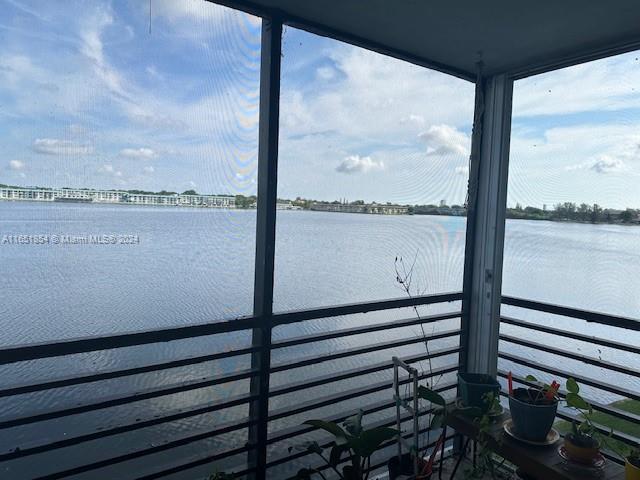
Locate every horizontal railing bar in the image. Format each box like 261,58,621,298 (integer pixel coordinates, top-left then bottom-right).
269,366,458,424
501,296,640,332
500,316,640,355
268,377,458,444
0,313,460,398
271,291,463,327
499,333,640,378
0,346,257,398
128,444,251,480
498,351,640,402
0,368,257,430
0,292,462,365
0,317,259,365
272,311,461,349
30,417,256,479
269,346,460,398
271,330,461,373
0,392,257,462
499,371,640,430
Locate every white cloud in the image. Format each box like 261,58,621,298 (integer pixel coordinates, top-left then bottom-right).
280,45,474,142
120,147,157,159
566,155,627,174
335,155,384,174
514,51,640,118
98,164,122,177
401,114,425,126
143,165,155,174
32,138,93,155
316,66,336,81
8,159,25,171
454,165,469,175
419,124,470,157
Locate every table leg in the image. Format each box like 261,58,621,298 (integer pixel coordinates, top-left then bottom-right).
449,437,471,480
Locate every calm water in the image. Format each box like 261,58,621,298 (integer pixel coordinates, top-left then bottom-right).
0,202,638,479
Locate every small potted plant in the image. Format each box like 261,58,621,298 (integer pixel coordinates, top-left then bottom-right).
626,447,640,480
563,377,601,464
508,374,559,442
457,373,501,410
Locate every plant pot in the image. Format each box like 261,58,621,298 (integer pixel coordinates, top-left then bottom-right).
626,457,640,480
508,388,558,442
563,433,600,464
457,373,501,410
387,453,432,480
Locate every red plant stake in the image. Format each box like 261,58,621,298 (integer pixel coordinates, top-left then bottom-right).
546,380,560,400
508,371,513,395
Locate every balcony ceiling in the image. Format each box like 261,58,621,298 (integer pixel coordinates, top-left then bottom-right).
232,0,640,79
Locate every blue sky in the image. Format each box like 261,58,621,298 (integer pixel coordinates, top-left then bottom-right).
1,0,640,208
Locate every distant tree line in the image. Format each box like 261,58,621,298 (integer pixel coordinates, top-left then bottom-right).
507,202,639,224
235,194,640,225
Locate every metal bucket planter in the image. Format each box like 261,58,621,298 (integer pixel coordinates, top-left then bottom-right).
457,373,501,410
508,387,558,442
563,433,600,463
626,457,640,480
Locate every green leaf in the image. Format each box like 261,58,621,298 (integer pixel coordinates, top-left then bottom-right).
430,413,444,430
329,445,344,468
304,420,348,444
566,377,580,394
348,427,398,457
566,392,590,411
418,385,446,406
343,410,363,437
306,441,323,455
295,468,313,480
525,375,538,382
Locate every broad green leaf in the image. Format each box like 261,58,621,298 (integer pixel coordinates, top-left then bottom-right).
348,427,398,457
566,378,579,394
304,420,348,443
566,392,590,411
343,410,363,436
459,406,483,418
418,385,446,406
430,413,444,430
525,375,538,382
295,468,313,480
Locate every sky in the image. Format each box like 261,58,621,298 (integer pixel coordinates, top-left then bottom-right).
1,0,640,208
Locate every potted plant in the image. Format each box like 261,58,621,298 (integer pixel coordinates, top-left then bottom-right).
290,410,398,480
563,377,602,463
626,447,640,480
508,375,559,442
457,373,501,410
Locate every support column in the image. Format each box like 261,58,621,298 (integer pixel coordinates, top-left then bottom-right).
248,16,282,480
460,73,513,376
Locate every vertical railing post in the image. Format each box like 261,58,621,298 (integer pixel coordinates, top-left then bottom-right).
248,15,282,480
460,73,513,377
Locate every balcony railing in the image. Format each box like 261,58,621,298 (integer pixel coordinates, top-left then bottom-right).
0,292,463,479
1,293,637,479
499,295,640,464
